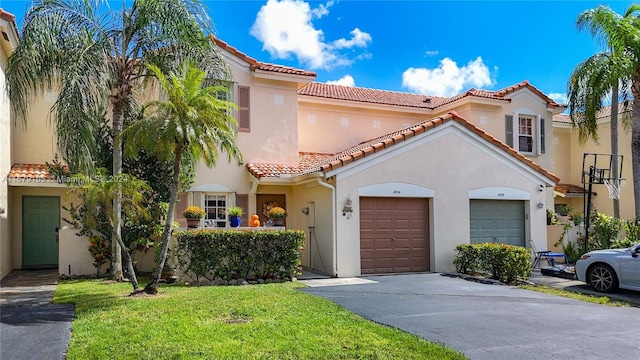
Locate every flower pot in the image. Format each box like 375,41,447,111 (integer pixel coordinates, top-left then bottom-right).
230,215,241,227
271,218,285,226
186,218,200,228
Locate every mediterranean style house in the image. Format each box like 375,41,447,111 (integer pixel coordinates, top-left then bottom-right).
9,7,630,279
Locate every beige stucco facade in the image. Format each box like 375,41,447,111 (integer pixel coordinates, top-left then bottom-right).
3,29,568,279
553,115,634,220
1,11,19,279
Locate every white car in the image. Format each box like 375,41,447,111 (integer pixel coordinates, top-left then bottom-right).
575,244,640,293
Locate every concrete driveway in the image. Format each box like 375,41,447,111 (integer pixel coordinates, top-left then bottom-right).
301,273,640,360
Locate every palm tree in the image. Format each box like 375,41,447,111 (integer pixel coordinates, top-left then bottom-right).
568,51,631,218
6,0,230,282
568,4,640,220
66,171,152,290
125,62,243,294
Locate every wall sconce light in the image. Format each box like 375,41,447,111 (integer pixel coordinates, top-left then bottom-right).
301,207,309,215
342,195,353,219
536,200,545,209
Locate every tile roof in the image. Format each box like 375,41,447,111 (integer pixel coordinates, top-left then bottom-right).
298,82,448,109
247,111,559,184
298,80,564,110
555,183,594,196
0,9,19,40
7,163,68,181
553,101,633,123
212,37,316,78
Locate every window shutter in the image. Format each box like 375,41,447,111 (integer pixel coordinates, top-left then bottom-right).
238,86,250,132
505,115,514,147
539,118,545,154
235,194,249,227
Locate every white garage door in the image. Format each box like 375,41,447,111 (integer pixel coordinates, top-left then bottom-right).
469,200,525,247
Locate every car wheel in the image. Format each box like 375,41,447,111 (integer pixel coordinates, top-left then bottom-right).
587,264,618,293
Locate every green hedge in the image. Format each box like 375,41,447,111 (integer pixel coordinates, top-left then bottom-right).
453,243,531,284
175,229,305,283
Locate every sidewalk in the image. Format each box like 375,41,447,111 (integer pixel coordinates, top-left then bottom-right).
1,269,74,360
528,270,640,306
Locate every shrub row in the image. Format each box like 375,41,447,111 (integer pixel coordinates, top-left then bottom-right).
453,243,531,284
175,229,305,283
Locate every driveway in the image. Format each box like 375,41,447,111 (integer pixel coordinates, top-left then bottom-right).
301,273,640,360
1,270,73,360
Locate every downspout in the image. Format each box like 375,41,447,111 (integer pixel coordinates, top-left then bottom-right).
316,177,337,277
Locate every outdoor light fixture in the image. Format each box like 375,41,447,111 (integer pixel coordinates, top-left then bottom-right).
536,200,545,209
342,195,353,219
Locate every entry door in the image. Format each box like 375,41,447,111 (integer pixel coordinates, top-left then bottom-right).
469,200,525,247
23,196,60,268
256,194,286,226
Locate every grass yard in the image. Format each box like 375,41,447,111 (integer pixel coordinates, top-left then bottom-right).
519,284,632,307
54,279,465,360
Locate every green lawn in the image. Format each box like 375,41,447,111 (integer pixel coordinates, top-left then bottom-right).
54,280,465,360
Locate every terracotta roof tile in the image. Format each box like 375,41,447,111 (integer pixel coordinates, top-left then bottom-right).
7,163,68,181
298,80,563,110
555,183,594,196
553,100,633,123
212,37,316,78
247,112,559,184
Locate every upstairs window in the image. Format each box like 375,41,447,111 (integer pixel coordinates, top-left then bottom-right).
518,115,534,153
505,113,545,155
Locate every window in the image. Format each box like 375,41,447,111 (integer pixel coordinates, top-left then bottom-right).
204,194,227,228
518,115,534,153
505,113,545,155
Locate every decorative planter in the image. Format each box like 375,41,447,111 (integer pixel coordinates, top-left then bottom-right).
271,218,285,226
230,216,242,227
186,218,200,228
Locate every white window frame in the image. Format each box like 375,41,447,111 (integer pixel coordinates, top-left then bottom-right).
512,112,543,155
202,193,230,228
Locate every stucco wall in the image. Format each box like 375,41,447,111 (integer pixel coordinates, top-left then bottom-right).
298,100,429,154
554,120,634,220
0,47,11,279
332,125,549,276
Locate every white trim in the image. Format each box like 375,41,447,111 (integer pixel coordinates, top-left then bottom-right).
327,121,556,187
468,187,531,200
358,183,435,198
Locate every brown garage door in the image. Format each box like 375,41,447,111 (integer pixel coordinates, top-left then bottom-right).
360,197,430,274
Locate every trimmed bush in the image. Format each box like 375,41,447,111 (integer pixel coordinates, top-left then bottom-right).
453,243,531,284
175,229,305,283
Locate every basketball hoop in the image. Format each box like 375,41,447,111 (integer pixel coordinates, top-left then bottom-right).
603,179,625,200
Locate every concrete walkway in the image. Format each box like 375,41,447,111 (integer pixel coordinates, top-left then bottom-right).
1,269,73,360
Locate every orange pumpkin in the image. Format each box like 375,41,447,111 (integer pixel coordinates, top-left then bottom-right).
249,214,261,227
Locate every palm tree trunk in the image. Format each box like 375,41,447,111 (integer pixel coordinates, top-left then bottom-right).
611,81,620,218
145,147,183,295
111,102,139,291
632,75,640,221
111,105,124,281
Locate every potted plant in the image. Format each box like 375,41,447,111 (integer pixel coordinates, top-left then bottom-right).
183,205,205,228
266,206,287,226
227,206,244,227
571,211,584,227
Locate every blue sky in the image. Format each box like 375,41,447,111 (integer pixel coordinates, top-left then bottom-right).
1,0,636,103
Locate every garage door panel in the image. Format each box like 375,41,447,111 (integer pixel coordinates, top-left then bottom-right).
360,197,430,274
470,200,524,247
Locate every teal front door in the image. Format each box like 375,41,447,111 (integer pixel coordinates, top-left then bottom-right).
23,196,60,268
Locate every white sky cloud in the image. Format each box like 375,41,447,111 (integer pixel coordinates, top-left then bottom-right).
250,0,372,70
326,75,355,87
401,57,494,97
548,92,568,104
